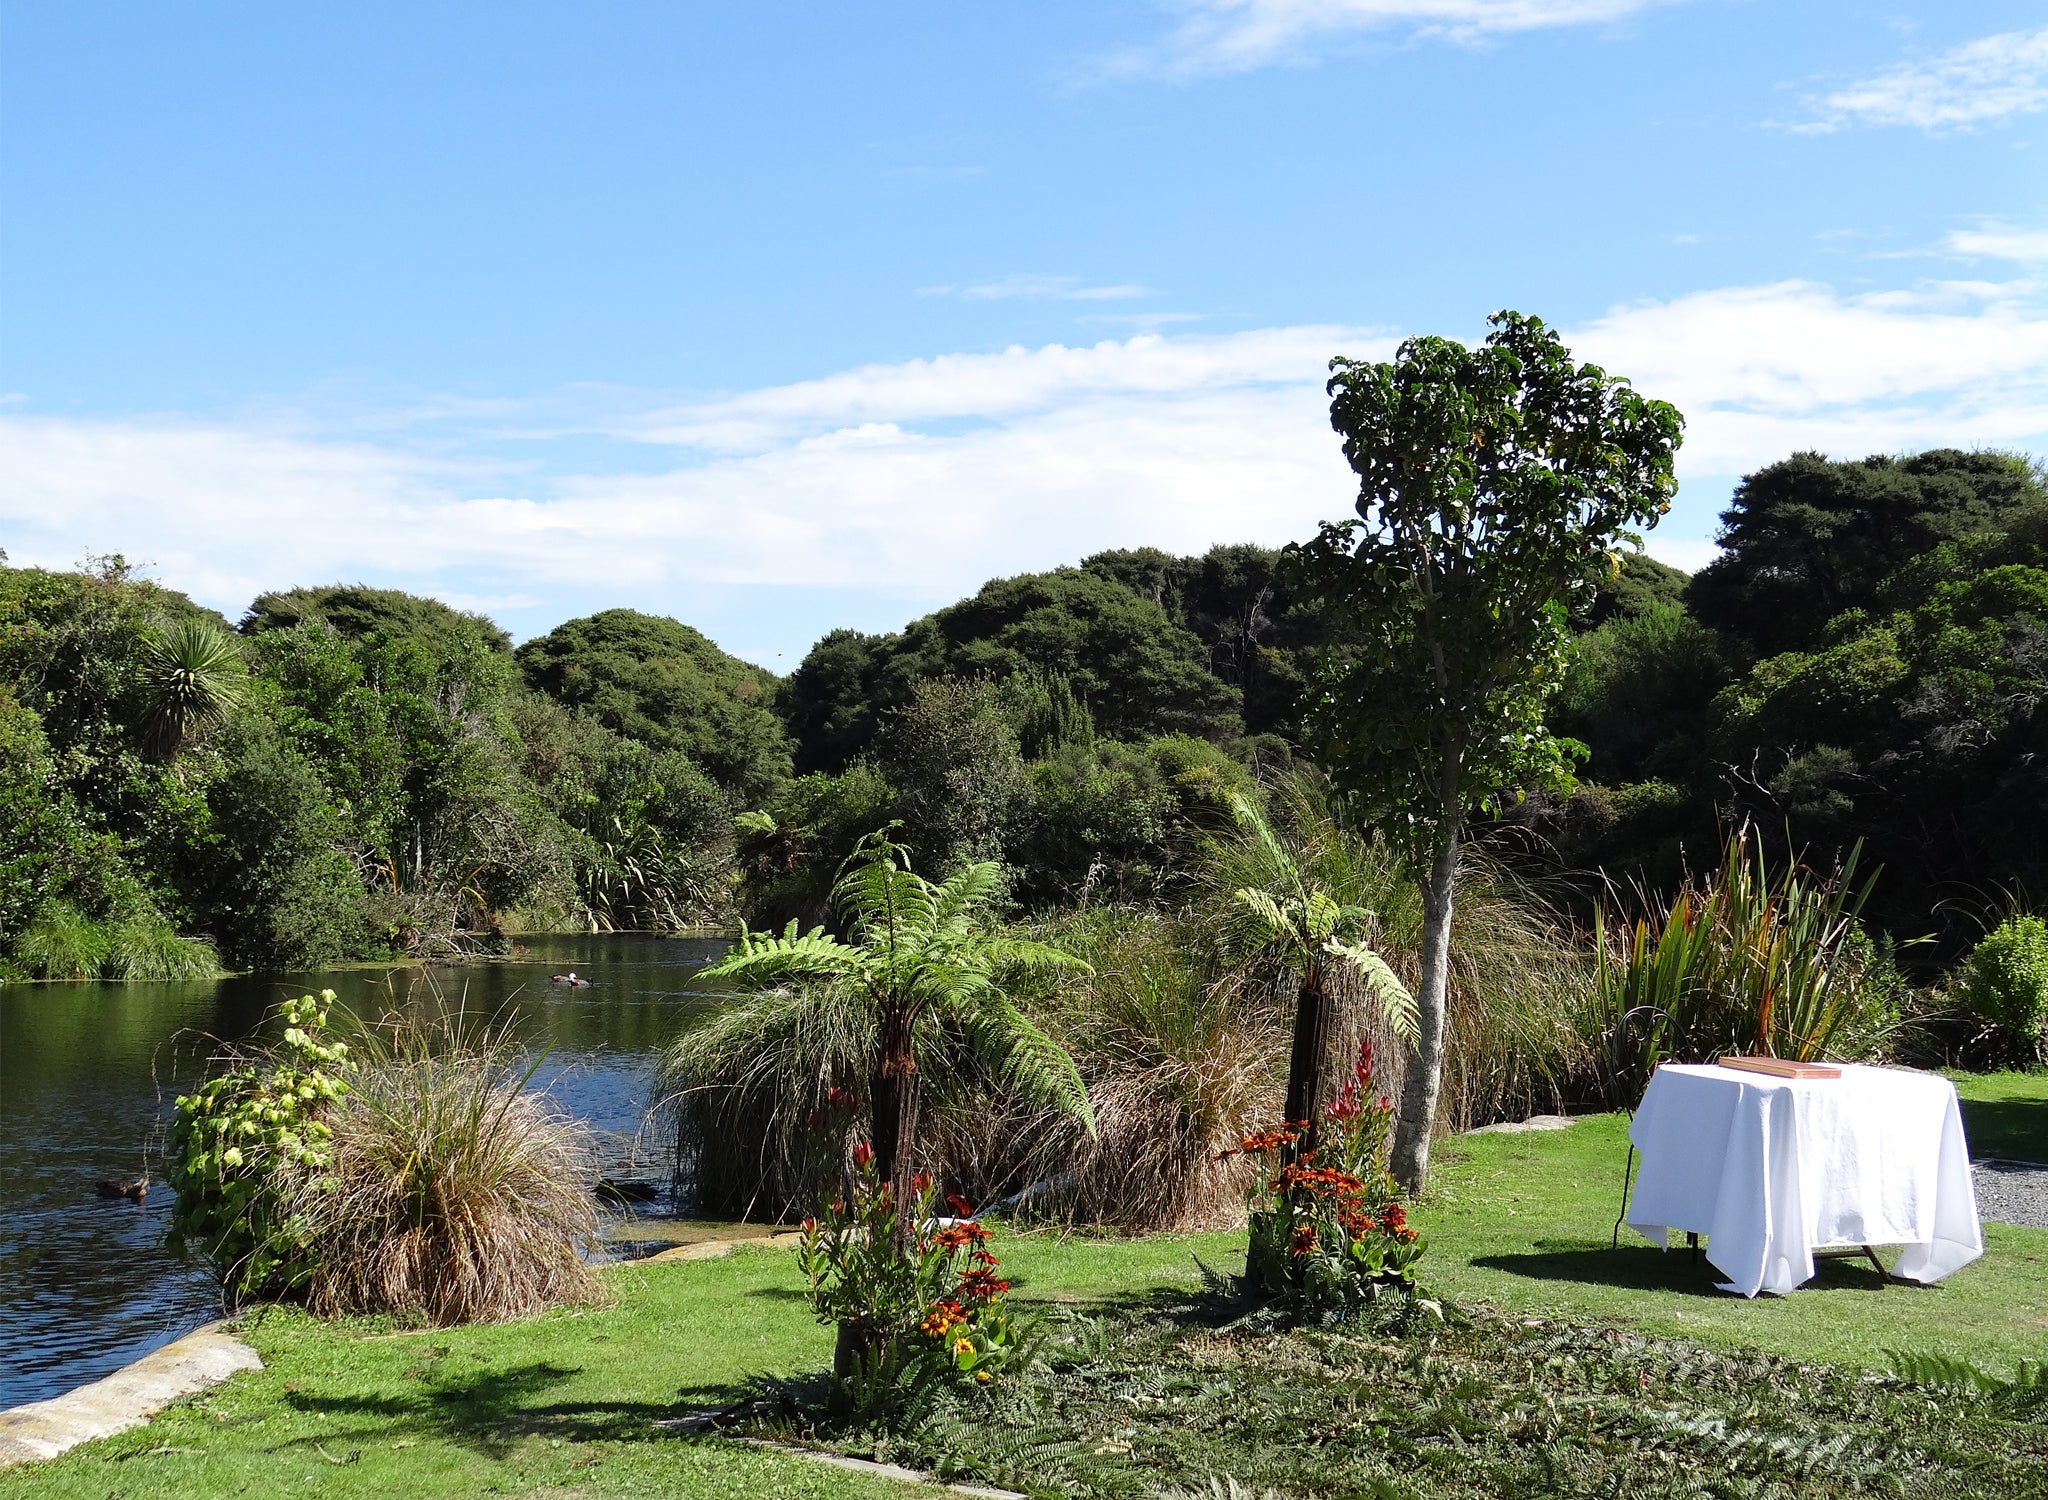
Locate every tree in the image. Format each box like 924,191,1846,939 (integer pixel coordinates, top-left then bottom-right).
1688,449,2046,657
138,618,246,759
700,829,1093,1242
1290,310,1682,1190
1216,792,1416,1148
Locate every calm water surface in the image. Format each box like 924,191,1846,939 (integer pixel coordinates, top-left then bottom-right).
0,934,730,1409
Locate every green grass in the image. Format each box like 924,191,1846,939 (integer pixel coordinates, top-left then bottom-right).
1954,1068,2048,1161
8,1075,2044,1498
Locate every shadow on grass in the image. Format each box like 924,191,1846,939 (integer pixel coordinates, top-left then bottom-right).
279,1359,727,1460
1962,1094,2048,1164
1473,1240,1900,1296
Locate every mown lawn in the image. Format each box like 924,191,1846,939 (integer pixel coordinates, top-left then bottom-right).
6,1073,2043,1499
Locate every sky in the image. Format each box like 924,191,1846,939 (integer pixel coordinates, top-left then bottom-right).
3,2,2045,668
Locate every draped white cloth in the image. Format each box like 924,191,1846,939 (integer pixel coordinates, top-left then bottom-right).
1626,1062,1983,1297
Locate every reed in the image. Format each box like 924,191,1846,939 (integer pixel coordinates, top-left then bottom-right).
13,899,109,980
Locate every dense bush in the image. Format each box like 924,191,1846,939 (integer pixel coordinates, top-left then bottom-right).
1959,916,2048,1066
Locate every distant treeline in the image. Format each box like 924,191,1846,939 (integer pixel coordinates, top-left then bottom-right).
3,443,2043,978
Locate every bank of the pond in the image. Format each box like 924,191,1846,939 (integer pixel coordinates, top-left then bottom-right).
0,934,734,1409
7,1088,2044,1500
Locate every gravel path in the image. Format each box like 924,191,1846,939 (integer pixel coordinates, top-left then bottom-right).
1973,1159,2048,1231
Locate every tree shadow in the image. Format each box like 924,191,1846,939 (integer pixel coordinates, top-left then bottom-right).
1961,1094,2048,1164
1473,1240,1898,1296
742,1286,810,1303
277,1359,704,1460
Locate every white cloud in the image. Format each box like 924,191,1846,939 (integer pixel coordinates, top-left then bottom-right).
918,275,1153,301
1570,279,2048,477
1117,0,1670,77
1944,223,2048,261
1794,26,2048,133
6,279,2047,643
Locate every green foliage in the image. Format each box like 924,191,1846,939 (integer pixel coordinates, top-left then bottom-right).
516,608,790,800
778,567,1243,773
1959,916,2048,1065
165,992,352,1300
244,583,514,655
794,1150,1028,1419
1689,448,2047,657
1596,824,1897,1106
13,899,111,979
1295,310,1684,857
137,617,246,759
875,677,1024,876
733,763,895,928
103,909,223,980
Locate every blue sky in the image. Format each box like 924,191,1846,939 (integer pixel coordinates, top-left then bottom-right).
4,1,2045,666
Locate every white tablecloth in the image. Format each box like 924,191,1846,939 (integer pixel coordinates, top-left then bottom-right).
1626,1062,1983,1297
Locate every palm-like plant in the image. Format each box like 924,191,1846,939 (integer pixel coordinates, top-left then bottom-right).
700,827,1094,1236
138,618,245,758
1217,792,1417,1152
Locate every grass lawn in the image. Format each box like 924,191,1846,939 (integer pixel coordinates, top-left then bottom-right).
1953,1068,2048,1161
6,1073,2043,1499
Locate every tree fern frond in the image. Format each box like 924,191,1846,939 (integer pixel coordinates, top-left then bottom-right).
700,924,859,985
958,1001,1097,1136
1325,935,1419,1044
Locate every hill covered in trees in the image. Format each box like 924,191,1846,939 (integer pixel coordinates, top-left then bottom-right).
3,442,2044,980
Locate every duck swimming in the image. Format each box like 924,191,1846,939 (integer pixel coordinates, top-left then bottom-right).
95,1177,147,1202
549,971,591,988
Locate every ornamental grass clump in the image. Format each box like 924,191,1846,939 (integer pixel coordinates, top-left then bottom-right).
290,1007,603,1324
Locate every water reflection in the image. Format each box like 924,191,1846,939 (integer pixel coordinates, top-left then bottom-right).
0,934,728,1408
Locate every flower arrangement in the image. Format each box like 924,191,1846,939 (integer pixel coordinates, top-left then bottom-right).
1230,1038,1425,1313
796,1140,1028,1403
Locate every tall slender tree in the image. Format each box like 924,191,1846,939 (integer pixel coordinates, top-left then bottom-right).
1290,311,1682,1191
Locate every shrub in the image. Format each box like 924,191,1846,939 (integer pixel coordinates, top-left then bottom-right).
289,1009,604,1323
165,992,352,1299
1233,1039,1425,1316
1596,822,1897,1106
798,1142,1029,1421
13,899,110,979
1960,917,2048,1066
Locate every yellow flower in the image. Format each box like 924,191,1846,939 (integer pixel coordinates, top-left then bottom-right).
974,1369,992,1384
954,1337,974,1356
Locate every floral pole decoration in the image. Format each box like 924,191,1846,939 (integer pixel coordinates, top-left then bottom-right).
1226,1038,1426,1310
797,1140,1028,1385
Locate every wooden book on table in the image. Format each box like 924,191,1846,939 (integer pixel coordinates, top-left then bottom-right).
1715,1056,1842,1080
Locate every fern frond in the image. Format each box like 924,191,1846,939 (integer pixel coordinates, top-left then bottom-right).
958,1000,1097,1136
1325,936,1419,1044
700,924,859,985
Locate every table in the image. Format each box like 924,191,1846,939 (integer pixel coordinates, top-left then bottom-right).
1625,1062,1983,1297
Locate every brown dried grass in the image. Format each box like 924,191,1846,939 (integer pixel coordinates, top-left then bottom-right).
288,1011,605,1324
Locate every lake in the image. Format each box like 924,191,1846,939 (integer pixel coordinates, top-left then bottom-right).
0,933,731,1410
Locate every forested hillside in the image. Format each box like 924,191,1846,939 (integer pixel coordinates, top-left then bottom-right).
3,443,2044,981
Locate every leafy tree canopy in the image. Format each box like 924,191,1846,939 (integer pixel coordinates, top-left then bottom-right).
1688,449,2046,657
244,583,513,654
516,608,790,801
779,567,1242,773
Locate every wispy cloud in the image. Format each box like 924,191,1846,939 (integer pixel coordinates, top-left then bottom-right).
1943,222,2048,262
6,281,2046,654
1792,25,2048,133
1114,0,1672,78
918,274,1153,301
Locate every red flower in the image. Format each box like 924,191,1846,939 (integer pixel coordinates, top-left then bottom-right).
851,1141,874,1170
800,1216,818,1234
945,1193,975,1218
910,1169,934,1195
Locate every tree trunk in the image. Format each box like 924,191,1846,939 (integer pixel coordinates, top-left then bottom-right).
869,1006,922,1253
1282,970,1336,1156
1391,829,1458,1193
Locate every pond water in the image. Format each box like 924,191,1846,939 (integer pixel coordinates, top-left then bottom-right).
0,933,731,1410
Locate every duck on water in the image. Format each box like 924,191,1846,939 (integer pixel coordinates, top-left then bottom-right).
549,970,592,988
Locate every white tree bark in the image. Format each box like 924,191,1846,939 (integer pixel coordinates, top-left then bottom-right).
1391,827,1458,1192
